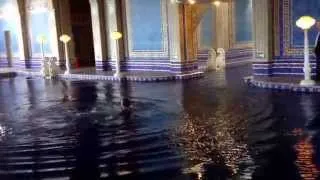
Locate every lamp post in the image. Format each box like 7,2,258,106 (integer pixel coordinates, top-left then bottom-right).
111,31,123,77
37,34,47,59
59,34,71,75
296,16,316,86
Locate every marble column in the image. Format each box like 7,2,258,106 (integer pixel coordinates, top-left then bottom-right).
16,0,30,69
89,0,108,71
215,2,231,50
182,4,197,62
105,0,125,71
252,0,273,61
165,3,199,74
167,0,183,62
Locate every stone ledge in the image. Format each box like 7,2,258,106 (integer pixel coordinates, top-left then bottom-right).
244,76,320,93
1,69,204,82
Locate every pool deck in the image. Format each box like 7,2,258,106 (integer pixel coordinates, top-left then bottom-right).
0,68,204,82
245,76,320,93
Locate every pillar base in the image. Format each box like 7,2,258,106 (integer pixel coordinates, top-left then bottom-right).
113,72,122,78
64,70,71,75
300,79,315,86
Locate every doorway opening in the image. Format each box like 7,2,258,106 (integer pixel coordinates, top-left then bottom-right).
69,0,95,68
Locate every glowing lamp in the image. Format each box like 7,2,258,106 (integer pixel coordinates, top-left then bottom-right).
188,0,196,4
213,1,221,7
111,31,122,40
296,16,316,30
59,34,71,43
37,34,47,44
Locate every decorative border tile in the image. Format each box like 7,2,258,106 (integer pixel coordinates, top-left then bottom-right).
0,68,203,82
244,76,320,93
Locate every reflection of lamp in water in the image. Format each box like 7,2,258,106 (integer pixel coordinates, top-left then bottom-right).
110,31,123,77
37,34,47,59
296,16,316,86
59,34,71,75
175,112,250,176
294,137,319,180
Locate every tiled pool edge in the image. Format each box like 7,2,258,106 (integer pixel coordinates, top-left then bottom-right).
1,70,204,82
244,76,320,93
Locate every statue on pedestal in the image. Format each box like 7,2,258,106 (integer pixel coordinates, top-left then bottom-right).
40,57,50,78
216,48,226,71
48,57,59,78
207,48,216,71
40,57,60,79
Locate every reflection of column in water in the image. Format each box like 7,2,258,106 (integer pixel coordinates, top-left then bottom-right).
104,83,114,103
71,82,99,179
119,80,131,111
71,116,100,180
60,80,70,102
300,95,317,128
26,78,38,109
74,82,98,111
215,71,227,87
106,80,141,178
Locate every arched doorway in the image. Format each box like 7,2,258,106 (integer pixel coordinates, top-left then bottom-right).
69,0,95,68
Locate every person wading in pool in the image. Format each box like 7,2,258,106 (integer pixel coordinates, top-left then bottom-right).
314,21,320,80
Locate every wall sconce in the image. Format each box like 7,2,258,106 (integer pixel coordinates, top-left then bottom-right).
296,16,316,86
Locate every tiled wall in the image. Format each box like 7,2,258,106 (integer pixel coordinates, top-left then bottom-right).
197,0,254,70
253,0,320,77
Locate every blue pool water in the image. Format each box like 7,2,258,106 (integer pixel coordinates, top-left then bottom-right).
1,65,320,180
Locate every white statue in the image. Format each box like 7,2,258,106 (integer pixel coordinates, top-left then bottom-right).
48,57,59,78
40,57,50,78
216,48,226,71
207,48,216,71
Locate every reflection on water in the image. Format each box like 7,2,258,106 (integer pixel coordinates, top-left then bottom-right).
0,124,6,141
1,65,320,179
294,136,319,180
